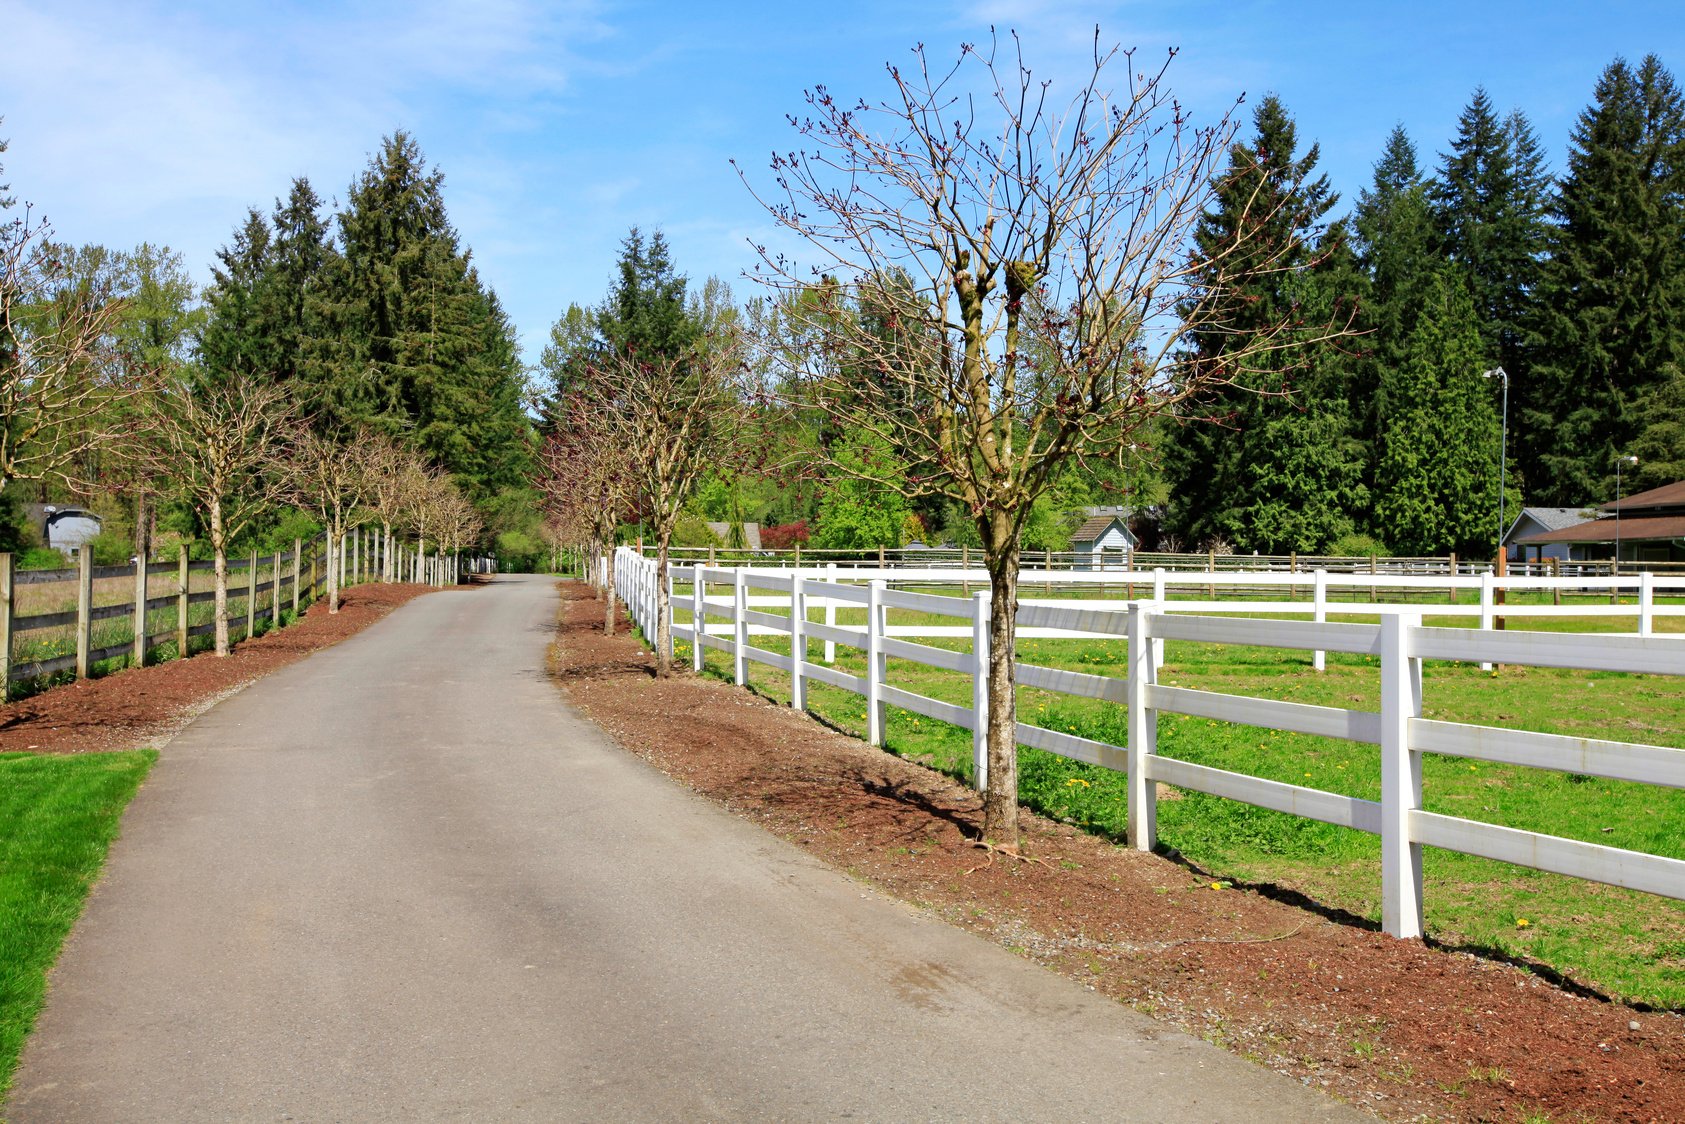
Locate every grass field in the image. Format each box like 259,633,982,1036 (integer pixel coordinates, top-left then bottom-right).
0,750,155,1099
668,587,1685,1009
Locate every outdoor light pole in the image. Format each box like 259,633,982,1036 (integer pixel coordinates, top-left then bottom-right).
1614,454,1638,564
1482,367,1510,560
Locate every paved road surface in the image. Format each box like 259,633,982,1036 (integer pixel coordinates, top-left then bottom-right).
9,575,1363,1122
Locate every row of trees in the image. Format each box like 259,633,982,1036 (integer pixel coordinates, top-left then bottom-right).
2,124,506,654
539,33,1338,847
536,230,749,673
1162,53,1685,556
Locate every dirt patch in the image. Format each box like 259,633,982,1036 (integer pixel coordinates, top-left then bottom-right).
551,580,1683,1123
0,583,449,756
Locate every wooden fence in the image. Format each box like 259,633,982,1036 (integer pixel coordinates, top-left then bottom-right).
0,526,459,700
613,547,1685,941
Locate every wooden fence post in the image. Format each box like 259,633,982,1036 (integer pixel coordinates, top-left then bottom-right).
1379,612,1425,940
0,553,13,700
76,545,93,680
271,550,282,628
1127,601,1158,851
178,547,190,658
292,538,302,617
132,551,148,668
971,590,990,792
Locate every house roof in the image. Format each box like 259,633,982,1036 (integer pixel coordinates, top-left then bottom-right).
1070,515,1131,544
1601,479,1685,514
1517,514,1685,545
1514,507,1593,532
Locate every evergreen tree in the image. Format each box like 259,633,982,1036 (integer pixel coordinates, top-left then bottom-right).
198,208,275,383
1374,270,1507,555
1429,91,1547,357
1162,95,1342,550
314,132,533,500
1630,368,1685,489
598,227,695,360
1528,55,1685,504
1351,128,1446,524
266,178,335,397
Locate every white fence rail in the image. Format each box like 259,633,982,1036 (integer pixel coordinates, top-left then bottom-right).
612,548,1685,940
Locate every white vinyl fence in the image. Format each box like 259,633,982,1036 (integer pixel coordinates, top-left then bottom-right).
612,548,1685,941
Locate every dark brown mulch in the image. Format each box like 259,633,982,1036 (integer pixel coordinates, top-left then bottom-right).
550,579,1684,1124
0,583,449,756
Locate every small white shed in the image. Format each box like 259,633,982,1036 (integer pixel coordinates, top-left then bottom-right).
1070,514,1137,570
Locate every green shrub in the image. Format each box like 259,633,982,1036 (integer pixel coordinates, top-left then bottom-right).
1329,532,1391,558
16,547,68,571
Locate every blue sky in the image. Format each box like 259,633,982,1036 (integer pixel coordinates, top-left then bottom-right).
3,1,1681,368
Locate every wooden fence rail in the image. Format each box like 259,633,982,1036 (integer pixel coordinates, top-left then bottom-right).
0,525,454,701
613,547,1685,941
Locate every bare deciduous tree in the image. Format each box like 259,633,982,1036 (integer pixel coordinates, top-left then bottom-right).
740,32,1347,845
0,210,154,494
582,333,748,675
141,374,298,655
536,392,634,634
360,435,424,582
291,427,368,613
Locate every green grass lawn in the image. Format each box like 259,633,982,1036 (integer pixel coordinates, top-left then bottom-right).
668,588,1685,1008
0,750,155,1099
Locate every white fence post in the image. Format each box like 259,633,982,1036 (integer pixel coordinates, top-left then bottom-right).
1150,567,1168,671
692,567,707,672
824,562,838,664
1479,570,1495,671
1640,570,1655,636
867,579,885,746
971,589,990,792
1380,612,1425,940
1127,601,1158,851
791,573,808,710
1313,568,1327,672
733,569,748,686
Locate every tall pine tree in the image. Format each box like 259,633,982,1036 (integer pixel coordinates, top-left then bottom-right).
1162,95,1345,550
1373,270,1508,555
1528,55,1685,504
313,132,532,500
1428,89,1551,374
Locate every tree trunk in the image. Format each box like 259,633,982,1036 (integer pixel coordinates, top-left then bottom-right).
655,531,672,677
982,517,1021,845
603,538,615,636
327,528,341,613
211,500,230,657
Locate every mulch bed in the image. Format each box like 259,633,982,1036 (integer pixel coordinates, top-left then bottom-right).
550,579,1683,1124
0,583,444,756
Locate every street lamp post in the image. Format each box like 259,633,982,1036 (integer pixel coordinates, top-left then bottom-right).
1482,367,1509,562
1614,454,1638,564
